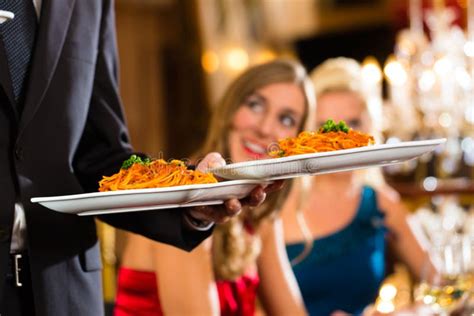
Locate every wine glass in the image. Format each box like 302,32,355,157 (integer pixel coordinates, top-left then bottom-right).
414,239,470,315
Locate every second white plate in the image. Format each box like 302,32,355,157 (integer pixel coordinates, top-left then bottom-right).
210,139,446,180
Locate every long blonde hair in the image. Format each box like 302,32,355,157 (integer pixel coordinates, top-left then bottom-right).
198,59,315,280
292,57,385,265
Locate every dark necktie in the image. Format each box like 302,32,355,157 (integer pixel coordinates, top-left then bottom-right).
0,0,38,111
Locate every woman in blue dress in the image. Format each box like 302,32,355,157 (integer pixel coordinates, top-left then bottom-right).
280,58,430,316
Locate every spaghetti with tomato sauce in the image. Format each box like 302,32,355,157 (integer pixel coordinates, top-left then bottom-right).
98,156,217,192
270,119,374,157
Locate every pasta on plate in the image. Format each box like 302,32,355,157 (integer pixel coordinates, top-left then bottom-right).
270,119,374,157
99,155,217,192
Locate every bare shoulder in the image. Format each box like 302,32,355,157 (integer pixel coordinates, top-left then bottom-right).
152,236,212,261
258,216,277,239
279,179,306,231
374,185,405,216
121,233,156,270
279,183,299,217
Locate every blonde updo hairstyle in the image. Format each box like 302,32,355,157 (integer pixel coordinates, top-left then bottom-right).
310,57,382,134
198,59,315,280
310,57,384,184
292,57,385,265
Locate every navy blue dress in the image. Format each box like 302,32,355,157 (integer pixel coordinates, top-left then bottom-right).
286,186,387,316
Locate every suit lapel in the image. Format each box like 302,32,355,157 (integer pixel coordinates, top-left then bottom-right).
19,0,76,132
0,29,18,119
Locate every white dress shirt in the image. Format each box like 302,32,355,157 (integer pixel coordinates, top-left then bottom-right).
10,0,42,253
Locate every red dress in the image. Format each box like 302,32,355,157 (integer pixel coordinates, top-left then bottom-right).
114,267,259,316
216,274,260,316
114,268,163,316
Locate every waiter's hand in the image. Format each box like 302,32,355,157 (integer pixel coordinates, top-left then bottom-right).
183,152,284,230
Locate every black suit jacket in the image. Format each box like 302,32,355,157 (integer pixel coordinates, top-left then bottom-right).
0,1,210,314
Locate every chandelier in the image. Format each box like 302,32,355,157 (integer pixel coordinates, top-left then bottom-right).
383,0,474,180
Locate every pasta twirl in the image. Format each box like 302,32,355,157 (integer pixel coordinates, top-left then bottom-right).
98,157,217,192
270,120,374,157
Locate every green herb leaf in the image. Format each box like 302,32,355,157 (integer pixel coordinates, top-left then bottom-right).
320,119,350,133
121,155,151,169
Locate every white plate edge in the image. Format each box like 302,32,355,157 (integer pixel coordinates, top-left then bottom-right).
31,179,271,203
210,138,446,171
76,200,224,216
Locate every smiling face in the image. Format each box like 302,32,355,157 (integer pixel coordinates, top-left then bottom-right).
315,90,370,133
228,82,306,162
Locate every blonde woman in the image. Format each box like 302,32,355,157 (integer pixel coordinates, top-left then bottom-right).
280,57,429,316
114,59,315,316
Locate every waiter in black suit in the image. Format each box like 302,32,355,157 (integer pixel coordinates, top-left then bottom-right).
0,1,271,315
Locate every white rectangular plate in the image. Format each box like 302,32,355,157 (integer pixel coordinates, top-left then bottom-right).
210,139,446,180
31,179,271,216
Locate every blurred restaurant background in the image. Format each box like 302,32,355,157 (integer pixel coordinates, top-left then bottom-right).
100,0,474,314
